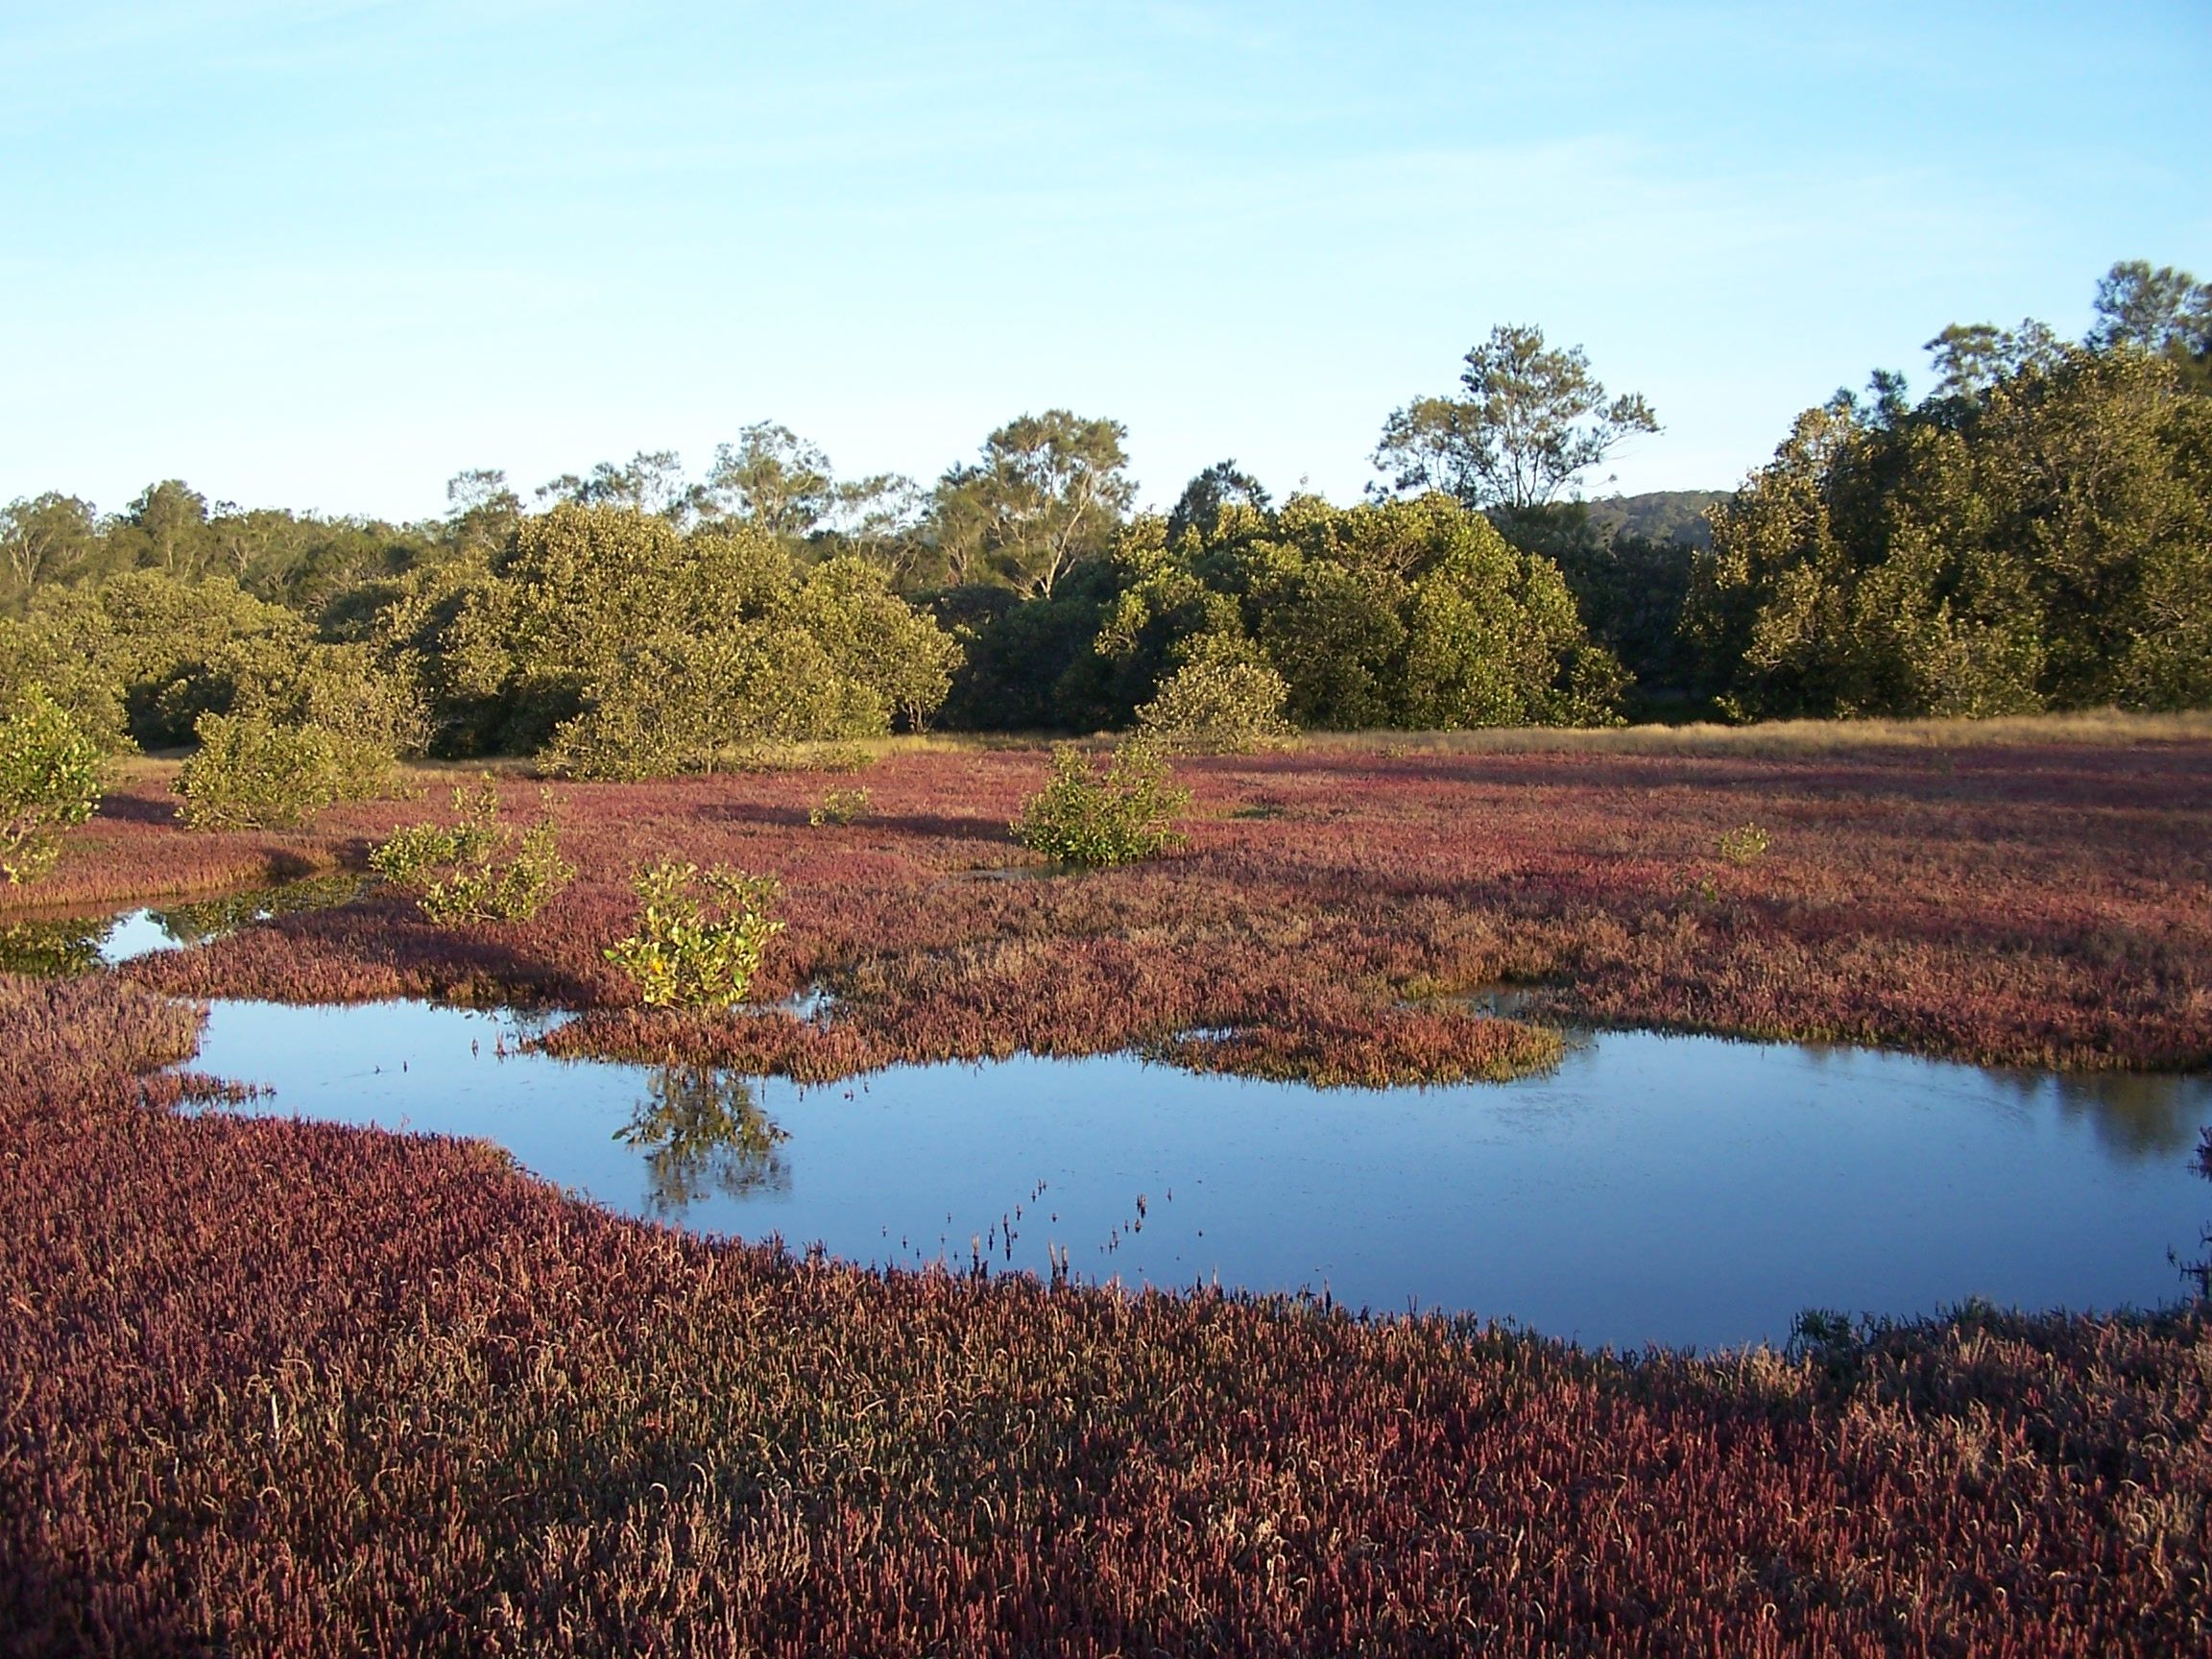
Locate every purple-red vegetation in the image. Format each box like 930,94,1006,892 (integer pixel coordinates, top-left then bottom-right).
1,963,2208,1653
58,733,2211,1078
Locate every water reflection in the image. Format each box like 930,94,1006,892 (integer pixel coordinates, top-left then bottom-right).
182,999,2212,1354
0,874,365,973
147,874,364,950
617,1066,790,1214
0,915,105,974
2038,1071,2209,1161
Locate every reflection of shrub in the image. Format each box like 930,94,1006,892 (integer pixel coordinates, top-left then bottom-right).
1719,821,1771,866
807,786,872,827
615,1066,789,1211
1012,740,1190,868
1134,660,1295,756
370,779,571,924
0,917,105,974
606,861,784,1008
151,873,365,947
0,686,103,883
176,712,394,830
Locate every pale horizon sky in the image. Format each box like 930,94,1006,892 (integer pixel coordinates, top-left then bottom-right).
3,0,2207,525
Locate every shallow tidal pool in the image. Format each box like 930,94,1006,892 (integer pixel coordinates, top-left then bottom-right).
188,996,2212,1354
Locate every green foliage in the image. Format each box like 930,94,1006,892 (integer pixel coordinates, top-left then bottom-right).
1064,495,1626,736
1373,324,1659,512
1502,505,1701,696
1011,740,1190,867
369,779,572,924
1718,822,1770,866
1691,288,2212,721
605,861,784,1008
175,713,392,830
807,786,873,827
1133,659,1294,755
475,511,957,779
0,686,103,882
929,411,1135,599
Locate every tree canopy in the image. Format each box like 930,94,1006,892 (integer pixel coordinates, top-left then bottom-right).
2,260,2203,762
1374,325,1660,514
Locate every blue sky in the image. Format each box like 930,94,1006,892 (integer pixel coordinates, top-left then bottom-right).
3,1,2206,522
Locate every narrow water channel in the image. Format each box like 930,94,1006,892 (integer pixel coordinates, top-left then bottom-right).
189,997,2211,1354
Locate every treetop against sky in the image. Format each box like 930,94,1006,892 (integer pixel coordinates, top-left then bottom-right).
1,0,2205,521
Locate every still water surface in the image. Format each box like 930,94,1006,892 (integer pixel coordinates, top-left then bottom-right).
191,997,2212,1354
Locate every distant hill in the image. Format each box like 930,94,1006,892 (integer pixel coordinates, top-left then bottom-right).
1582,490,1729,550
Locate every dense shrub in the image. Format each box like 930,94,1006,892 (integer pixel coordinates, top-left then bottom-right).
605,861,784,1007
0,686,103,882
1088,497,1628,736
1134,659,1295,755
1012,739,1190,867
543,626,889,781
807,785,873,826
369,778,572,923
173,712,391,830
1689,343,2212,719
441,509,959,771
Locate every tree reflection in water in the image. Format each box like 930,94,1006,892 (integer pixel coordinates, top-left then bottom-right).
150,874,365,948
0,917,105,974
616,1065,790,1214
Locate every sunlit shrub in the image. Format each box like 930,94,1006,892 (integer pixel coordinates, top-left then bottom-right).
1133,660,1295,756
605,861,784,1008
807,786,873,827
0,685,103,883
1719,821,1771,865
175,712,391,830
369,778,572,923
1012,739,1190,868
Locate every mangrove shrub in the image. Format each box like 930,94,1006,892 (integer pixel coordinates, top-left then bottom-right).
606,861,785,1008
0,686,102,882
1012,740,1190,867
370,779,572,923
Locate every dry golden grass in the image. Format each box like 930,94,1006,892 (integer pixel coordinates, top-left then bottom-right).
1311,708,2212,757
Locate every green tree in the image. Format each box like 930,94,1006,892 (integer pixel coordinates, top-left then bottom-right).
1092,493,1625,733
444,469,524,558
701,423,838,538
536,450,691,518
1,493,102,611
110,480,216,576
1690,317,2212,719
937,411,1136,599
0,686,102,882
1166,460,1271,545
1374,325,1660,514
2091,260,2212,394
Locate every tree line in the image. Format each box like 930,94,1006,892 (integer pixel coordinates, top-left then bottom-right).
2,259,2205,778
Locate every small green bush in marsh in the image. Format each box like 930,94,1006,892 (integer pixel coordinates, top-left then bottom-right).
806,786,872,827
1012,739,1190,868
1133,659,1295,756
0,686,103,883
1719,821,1771,865
370,778,572,924
605,861,784,1008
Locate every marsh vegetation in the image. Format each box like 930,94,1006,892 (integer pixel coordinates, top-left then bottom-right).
1,261,2209,1653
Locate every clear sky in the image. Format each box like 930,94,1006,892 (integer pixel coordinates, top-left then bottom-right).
3,0,2207,523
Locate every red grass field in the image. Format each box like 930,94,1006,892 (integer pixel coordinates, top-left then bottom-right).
71,729,2212,1079
2,728,2208,1652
